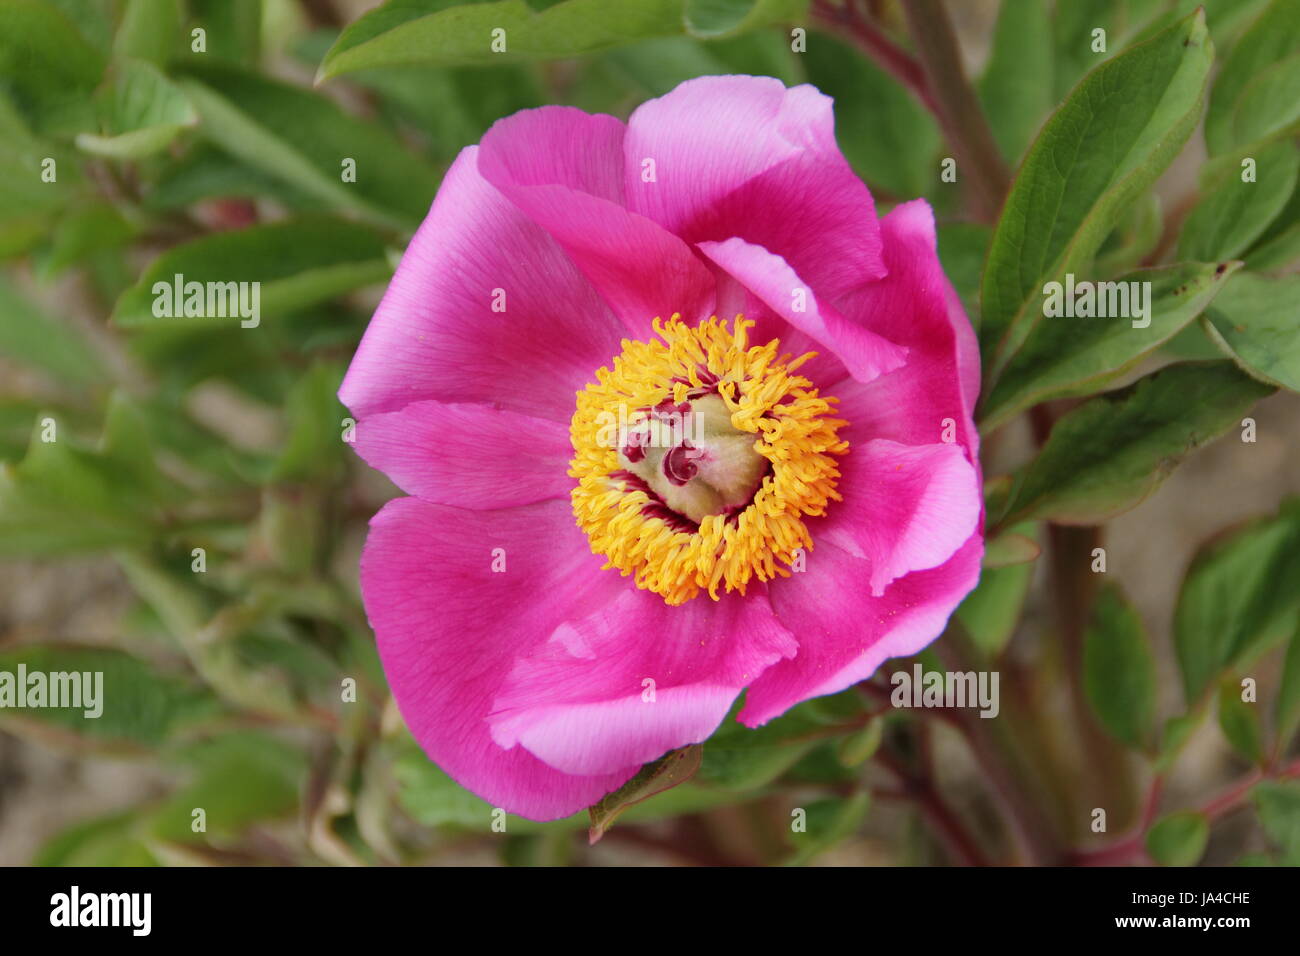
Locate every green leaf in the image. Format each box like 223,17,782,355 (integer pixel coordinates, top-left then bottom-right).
936,223,990,322
982,530,1040,568
175,64,440,228
1084,582,1156,750
1231,52,1300,147
0,644,220,751
1251,780,1300,862
112,217,390,330
183,0,263,67
977,0,1052,164
1217,677,1264,764
394,746,582,831
981,261,1241,431
269,362,347,483
588,745,702,843
684,0,805,38
0,412,166,556
1205,0,1300,155
1179,141,1300,261
1202,272,1300,392
1093,191,1162,277
784,791,870,866
956,559,1033,659
76,59,197,160
33,812,159,867
697,692,863,790
0,277,107,385
604,35,730,96
1174,497,1300,702
141,144,315,211
318,0,803,79
36,201,137,278
1155,713,1201,773
804,33,939,199
114,0,183,66
1146,810,1209,866
321,0,678,77
0,0,104,133
980,10,1213,382
997,362,1273,529
1050,0,1168,100
149,731,305,843
1277,627,1300,752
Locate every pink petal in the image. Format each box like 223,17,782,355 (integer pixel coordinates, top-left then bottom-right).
740,536,983,728
478,106,715,337
361,496,635,820
625,76,885,301
487,588,797,775
352,401,574,509
833,200,981,456
818,439,981,595
339,145,625,424
697,237,907,384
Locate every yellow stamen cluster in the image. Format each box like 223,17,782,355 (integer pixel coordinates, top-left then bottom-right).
569,315,848,605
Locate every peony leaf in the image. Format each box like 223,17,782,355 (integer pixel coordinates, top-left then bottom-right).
1146,811,1209,866
0,277,108,385
784,792,870,866
976,0,1052,165
1202,272,1300,393
0,404,169,556
1084,582,1156,750
1174,498,1300,703
1205,0,1300,155
804,33,939,199
317,0,804,80
174,64,440,229
0,0,104,134
1217,677,1264,765
957,560,1033,660
1277,628,1300,754
980,10,1213,385
0,644,220,752
75,59,197,160
997,362,1273,530
148,732,306,844
981,530,1040,568
33,812,160,867
1178,141,1300,262
113,0,183,66
981,261,1241,431
684,0,805,38
112,218,391,330
1251,781,1300,863
587,745,702,843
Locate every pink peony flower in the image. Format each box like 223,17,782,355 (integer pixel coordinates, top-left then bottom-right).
340,75,984,821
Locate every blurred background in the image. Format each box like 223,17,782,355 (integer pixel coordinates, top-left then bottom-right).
1,0,1297,866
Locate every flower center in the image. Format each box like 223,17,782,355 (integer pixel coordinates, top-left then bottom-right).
569,315,848,605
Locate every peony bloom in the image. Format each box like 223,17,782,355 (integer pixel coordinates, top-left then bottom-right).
341,76,984,821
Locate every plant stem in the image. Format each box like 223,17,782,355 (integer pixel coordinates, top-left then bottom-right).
875,747,990,866
899,0,1011,222
810,0,940,117
1071,758,1300,865
932,628,1067,865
